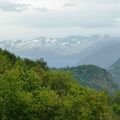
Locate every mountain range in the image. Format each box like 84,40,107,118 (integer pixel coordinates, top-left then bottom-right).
1,35,120,68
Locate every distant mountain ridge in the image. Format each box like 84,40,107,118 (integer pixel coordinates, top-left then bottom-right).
77,42,120,68
1,35,120,68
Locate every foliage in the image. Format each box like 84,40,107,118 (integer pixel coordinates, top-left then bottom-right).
112,91,120,119
61,65,118,92
108,58,120,86
0,48,119,120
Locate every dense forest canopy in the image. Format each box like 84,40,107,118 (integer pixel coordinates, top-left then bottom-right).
60,65,118,93
0,48,120,120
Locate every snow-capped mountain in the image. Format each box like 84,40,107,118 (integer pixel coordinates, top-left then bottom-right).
0,35,120,68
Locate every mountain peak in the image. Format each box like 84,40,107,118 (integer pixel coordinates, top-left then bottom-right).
1,35,120,67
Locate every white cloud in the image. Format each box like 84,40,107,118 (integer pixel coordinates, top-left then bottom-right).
34,7,49,12
63,3,78,8
0,0,120,40
13,0,65,11
0,0,30,12
114,18,120,27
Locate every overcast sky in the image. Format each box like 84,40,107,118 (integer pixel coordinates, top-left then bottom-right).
0,0,120,40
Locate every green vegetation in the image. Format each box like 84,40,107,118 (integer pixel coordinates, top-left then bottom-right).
0,48,120,120
111,90,120,119
62,65,118,92
109,58,120,86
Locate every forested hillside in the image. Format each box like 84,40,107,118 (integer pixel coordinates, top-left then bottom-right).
0,48,120,120
62,65,118,92
109,58,120,85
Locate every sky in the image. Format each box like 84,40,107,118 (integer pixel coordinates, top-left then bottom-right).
0,0,120,41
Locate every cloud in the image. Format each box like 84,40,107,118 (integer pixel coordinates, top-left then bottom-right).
113,18,120,27
10,1,119,29
0,1,30,12
1,0,120,28
0,0,120,40
67,0,120,3
63,3,78,8
34,7,49,12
